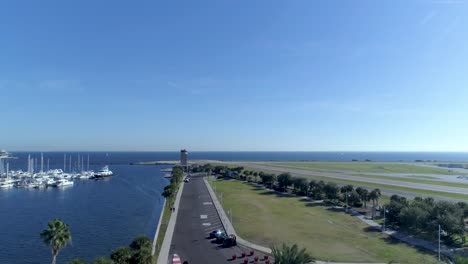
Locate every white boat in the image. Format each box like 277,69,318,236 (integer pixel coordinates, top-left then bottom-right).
46,179,57,187
94,166,113,178
56,179,74,187
0,179,14,188
26,182,40,188
79,171,94,179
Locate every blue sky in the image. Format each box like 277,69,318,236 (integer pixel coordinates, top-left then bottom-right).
1,0,468,151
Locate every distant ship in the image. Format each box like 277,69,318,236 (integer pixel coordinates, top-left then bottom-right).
94,166,113,178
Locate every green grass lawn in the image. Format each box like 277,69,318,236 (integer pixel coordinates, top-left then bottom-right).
154,202,171,258
266,162,460,175
211,179,440,263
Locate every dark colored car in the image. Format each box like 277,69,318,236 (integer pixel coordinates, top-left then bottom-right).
222,234,237,247
215,232,228,243
209,229,225,239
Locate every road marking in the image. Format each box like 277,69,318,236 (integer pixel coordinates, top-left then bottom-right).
172,254,181,264
200,215,208,219
206,224,222,230
203,202,213,205
202,222,211,226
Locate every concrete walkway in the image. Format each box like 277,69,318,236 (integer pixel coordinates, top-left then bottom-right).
152,199,166,255
156,183,185,264
348,208,452,258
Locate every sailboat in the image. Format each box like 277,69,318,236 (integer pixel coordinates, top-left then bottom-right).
0,163,14,188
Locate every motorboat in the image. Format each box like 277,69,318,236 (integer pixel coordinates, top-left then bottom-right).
26,182,41,188
46,179,57,187
0,179,14,188
79,171,94,179
56,179,74,187
94,166,113,178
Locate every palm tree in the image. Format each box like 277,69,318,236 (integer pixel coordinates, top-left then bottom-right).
92,257,113,264
356,187,369,208
40,219,72,264
68,259,86,264
129,235,152,251
374,188,381,206
111,246,133,264
272,243,314,264
368,189,381,219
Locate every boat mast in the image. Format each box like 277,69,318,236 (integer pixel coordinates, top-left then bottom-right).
87,155,90,171
41,152,44,173
64,154,66,172
69,156,71,173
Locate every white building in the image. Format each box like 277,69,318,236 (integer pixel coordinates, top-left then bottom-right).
180,149,188,166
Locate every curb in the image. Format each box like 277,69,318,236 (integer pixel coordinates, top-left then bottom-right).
152,199,166,255
203,177,272,254
157,183,185,264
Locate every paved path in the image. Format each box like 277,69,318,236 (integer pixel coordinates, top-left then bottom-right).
169,175,262,263
152,199,166,255
157,183,184,264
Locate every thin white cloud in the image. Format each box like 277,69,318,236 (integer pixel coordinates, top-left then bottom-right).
432,0,465,4
167,81,179,88
420,10,437,25
38,79,84,93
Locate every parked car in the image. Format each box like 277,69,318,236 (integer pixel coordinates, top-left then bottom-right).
222,234,237,247
216,232,229,243
209,229,225,239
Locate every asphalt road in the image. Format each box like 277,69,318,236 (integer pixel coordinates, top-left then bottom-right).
170,175,250,263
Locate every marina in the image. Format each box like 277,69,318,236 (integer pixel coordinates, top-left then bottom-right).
0,151,114,190
0,151,170,264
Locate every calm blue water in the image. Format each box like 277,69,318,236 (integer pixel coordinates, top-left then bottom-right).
2,151,468,263
1,152,170,264
7,151,468,165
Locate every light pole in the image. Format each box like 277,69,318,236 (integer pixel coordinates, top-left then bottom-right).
438,224,441,262
228,208,233,224
382,206,387,232
345,191,349,213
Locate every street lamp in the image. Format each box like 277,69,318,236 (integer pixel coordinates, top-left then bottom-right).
382,207,389,232
345,191,350,213
438,224,446,262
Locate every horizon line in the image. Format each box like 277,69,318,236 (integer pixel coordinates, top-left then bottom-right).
7,150,468,153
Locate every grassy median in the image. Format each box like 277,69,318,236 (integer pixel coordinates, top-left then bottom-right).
154,203,171,258
210,179,440,263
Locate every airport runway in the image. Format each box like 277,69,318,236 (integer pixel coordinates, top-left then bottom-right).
212,161,468,202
